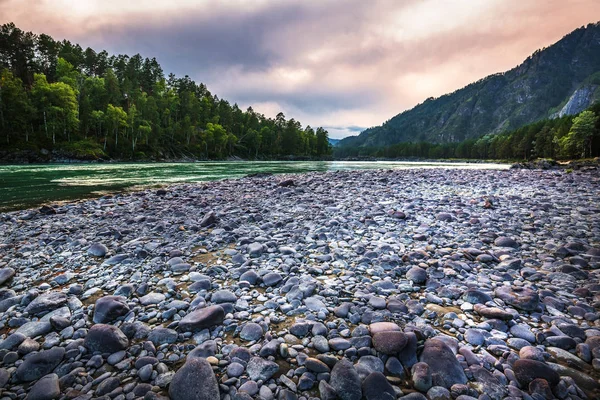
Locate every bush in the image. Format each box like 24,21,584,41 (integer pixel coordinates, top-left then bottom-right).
59,139,107,160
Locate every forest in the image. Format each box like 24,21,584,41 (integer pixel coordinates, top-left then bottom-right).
0,23,331,161
334,103,600,161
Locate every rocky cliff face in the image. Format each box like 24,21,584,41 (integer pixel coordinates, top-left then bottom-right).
556,85,599,117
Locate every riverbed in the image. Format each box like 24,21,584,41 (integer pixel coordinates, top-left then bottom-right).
0,168,598,399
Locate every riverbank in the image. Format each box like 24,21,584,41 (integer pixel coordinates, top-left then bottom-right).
0,168,599,399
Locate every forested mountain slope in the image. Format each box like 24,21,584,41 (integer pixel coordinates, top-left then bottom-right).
339,22,600,148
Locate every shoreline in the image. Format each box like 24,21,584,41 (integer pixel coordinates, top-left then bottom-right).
1,169,599,399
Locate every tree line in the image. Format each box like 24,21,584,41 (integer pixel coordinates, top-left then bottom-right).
335,103,600,161
0,23,331,160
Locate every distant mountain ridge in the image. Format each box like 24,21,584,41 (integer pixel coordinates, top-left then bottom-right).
339,22,600,148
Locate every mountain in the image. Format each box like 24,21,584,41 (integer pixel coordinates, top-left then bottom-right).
328,138,341,146
339,22,600,149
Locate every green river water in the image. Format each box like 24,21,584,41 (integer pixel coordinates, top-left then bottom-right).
0,161,508,212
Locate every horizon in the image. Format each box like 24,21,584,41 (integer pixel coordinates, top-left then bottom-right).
2,0,599,139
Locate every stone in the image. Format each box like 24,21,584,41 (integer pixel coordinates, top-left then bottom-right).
26,373,60,400
305,357,330,373
84,324,129,353
427,386,452,400
369,322,401,334
372,331,408,354
463,289,493,305
178,305,225,332
200,211,218,227
15,347,65,382
407,266,428,284
494,286,539,312
494,236,519,248
247,357,279,381
0,268,15,286
329,359,362,400
211,290,236,303
93,295,130,323
239,270,259,285
419,338,467,389
169,358,220,400
262,272,283,286
473,304,513,320
148,327,178,345
513,359,560,387
362,372,395,400
96,377,120,396
240,322,264,341
140,292,165,305
88,243,108,257
412,362,432,392
24,292,67,316
464,329,485,346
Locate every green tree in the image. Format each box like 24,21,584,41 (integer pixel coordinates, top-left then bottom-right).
560,111,599,158
0,68,32,143
106,104,128,150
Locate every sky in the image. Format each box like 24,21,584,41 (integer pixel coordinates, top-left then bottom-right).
2,0,600,139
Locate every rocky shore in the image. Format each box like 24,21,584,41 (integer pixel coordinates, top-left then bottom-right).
0,168,599,400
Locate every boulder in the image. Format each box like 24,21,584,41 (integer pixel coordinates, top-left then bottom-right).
169,358,220,400
372,331,408,354
178,305,225,332
84,324,129,353
329,359,362,400
419,338,467,389
93,296,130,323
15,347,65,382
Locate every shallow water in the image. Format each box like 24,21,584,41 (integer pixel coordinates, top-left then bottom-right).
0,161,508,211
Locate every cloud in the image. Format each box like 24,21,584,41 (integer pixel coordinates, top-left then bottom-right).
2,0,600,138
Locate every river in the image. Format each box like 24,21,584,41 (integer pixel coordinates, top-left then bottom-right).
0,161,509,212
